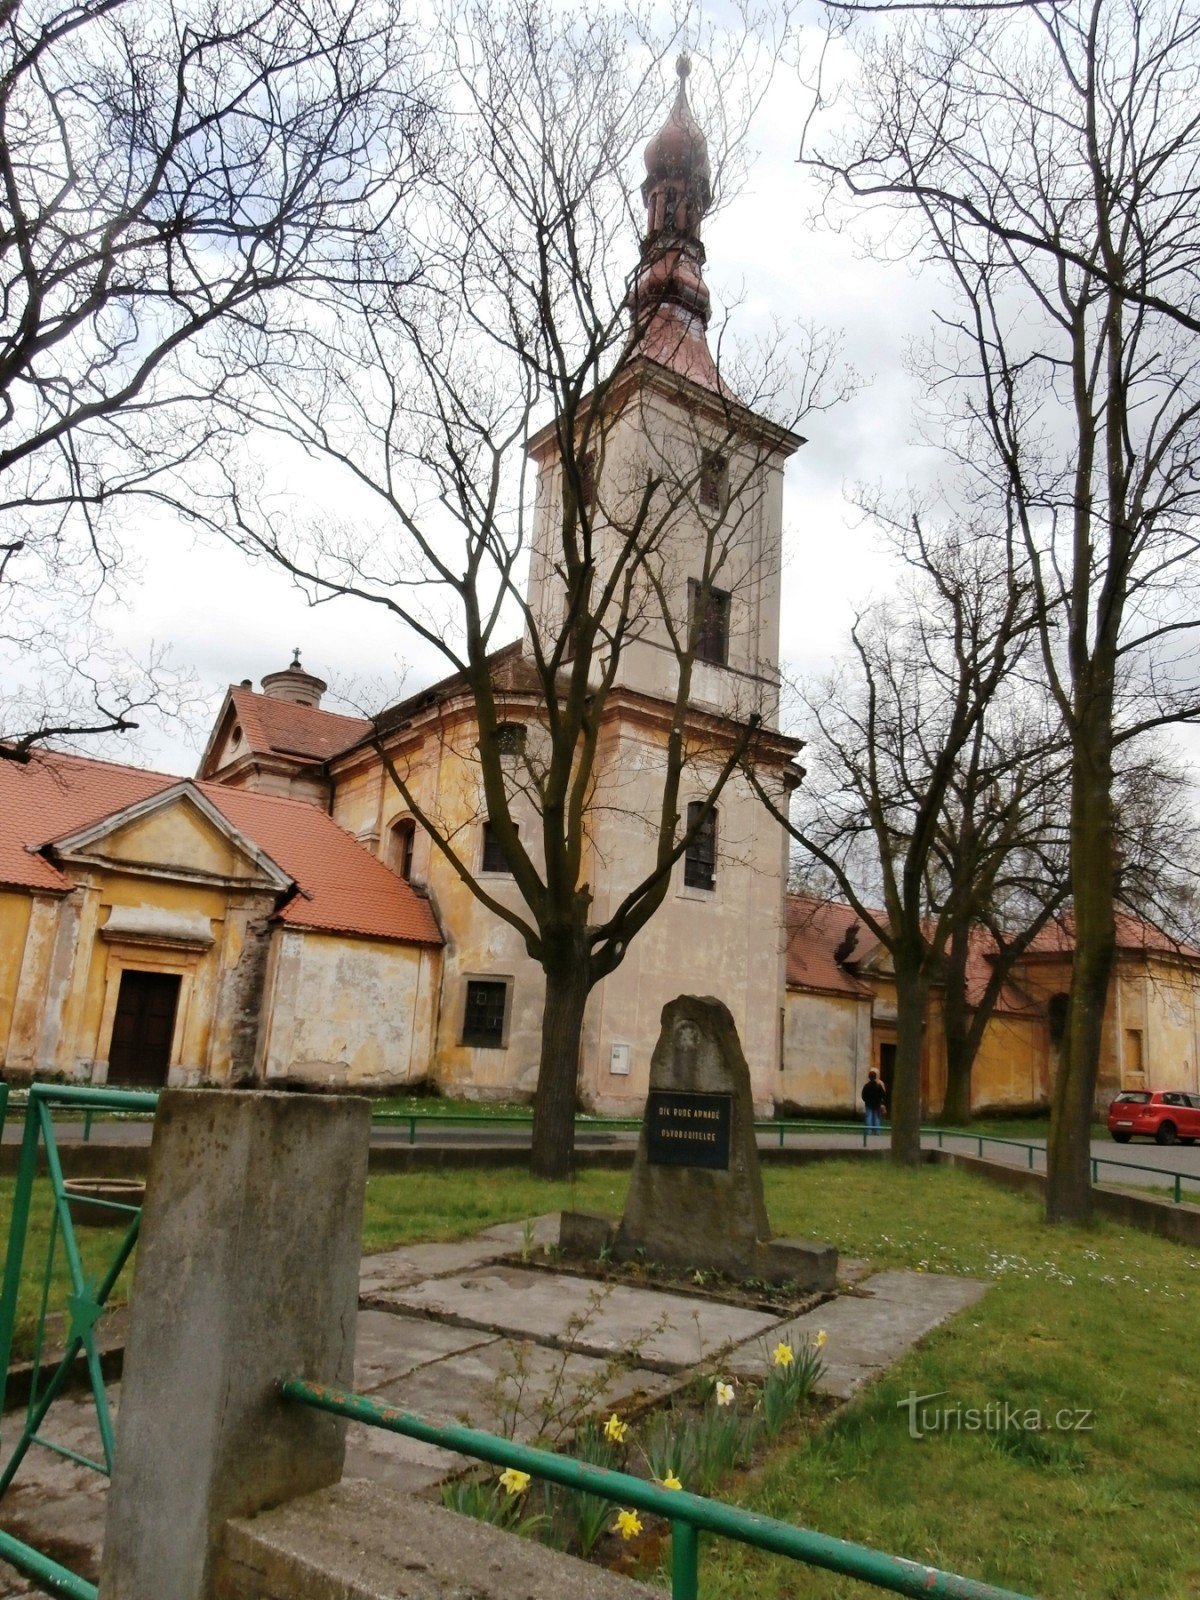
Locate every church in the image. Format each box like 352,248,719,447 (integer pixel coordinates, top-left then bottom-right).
3,65,1197,1118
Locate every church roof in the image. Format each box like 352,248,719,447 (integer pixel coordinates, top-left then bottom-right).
223,685,370,765
785,896,874,997
0,749,442,946
785,893,1041,1015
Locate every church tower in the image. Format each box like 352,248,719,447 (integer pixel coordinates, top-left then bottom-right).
522,57,804,1111
525,55,802,730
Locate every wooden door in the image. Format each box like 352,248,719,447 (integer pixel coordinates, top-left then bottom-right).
107,971,181,1087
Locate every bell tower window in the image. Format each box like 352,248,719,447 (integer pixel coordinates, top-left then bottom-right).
689,580,730,666
699,452,727,513
684,801,717,890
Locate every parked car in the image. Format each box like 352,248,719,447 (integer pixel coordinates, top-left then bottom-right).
1107,1090,1200,1146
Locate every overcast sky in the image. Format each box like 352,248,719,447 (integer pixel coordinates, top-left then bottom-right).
104,29,952,776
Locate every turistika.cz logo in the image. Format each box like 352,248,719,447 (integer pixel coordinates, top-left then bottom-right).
897,1390,1095,1441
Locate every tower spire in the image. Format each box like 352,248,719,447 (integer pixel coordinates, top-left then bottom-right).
626,53,721,390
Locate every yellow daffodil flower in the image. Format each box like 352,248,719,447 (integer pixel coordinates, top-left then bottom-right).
603,1413,628,1444
615,1509,642,1540
715,1380,735,1407
815,1329,828,1349
498,1468,530,1495
660,1472,683,1491
772,1342,795,1368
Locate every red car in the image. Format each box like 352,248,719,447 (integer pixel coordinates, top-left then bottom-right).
1107,1090,1200,1146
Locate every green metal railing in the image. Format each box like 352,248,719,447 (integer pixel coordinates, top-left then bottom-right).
5,1093,1200,1203
0,1084,155,1600
284,1379,1035,1600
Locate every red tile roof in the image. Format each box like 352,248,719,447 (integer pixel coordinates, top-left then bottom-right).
0,753,172,894
786,896,874,997
0,750,441,947
205,785,441,945
1022,911,1200,963
225,687,370,765
785,894,1040,1015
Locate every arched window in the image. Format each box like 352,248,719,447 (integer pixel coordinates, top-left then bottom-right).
388,817,416,881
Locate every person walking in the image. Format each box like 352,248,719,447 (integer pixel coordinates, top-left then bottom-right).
861,1069,886,1134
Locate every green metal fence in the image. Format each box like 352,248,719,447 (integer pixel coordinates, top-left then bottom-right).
283,1379,1035,1600
0,1085,155,1600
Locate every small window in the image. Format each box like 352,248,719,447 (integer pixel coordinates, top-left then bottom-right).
481,819,517,874
462,979,509,1048
683,801,717,890
494,722,526,758
388,817,416,881
699,452,727,513
689,580,731,667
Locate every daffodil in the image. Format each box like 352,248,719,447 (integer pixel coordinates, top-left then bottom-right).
660,1472,683,1491
604,1413,628,1444
772,1341,795,1368
715,1380,735,1407
615,1509,642,1540
815,1329,828,1349
499,1468,530,1495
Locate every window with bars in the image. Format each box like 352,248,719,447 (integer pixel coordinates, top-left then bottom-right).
689,580,731,666
461,979,509,1048
494,722,526,758
683,801,717,890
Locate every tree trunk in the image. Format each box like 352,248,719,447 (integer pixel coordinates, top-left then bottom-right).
940,929,973,1126
1046,711,1116,1224
889,960,928,1166
530,950,591,1180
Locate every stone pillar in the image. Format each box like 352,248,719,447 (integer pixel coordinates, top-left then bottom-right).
99,1089,369,1600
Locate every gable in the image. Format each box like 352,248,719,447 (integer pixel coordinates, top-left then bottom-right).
50,784,291,893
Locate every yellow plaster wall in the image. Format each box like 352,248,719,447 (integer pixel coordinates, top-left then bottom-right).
780,989,871,1110
259,928,437,1087
0,892,34,1047
2,789,284,1086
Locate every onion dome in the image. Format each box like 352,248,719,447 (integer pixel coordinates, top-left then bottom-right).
626,54,721,390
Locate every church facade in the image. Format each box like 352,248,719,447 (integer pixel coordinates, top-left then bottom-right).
4,66,1196,1118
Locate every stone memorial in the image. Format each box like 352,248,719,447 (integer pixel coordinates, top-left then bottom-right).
561,995,837,1290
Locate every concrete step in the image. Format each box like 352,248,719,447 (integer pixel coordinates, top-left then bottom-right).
217,1479,660,1600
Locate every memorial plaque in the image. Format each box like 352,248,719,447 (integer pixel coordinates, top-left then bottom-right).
645,1090,732,1170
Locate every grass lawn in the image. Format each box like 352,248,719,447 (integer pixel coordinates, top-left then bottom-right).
370,1093,531,1118
3,1160,1198,1597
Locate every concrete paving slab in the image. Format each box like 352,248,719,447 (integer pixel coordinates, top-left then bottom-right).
358,1214,562,1298
0,1386,116,1593
353,1311,497,1394
726,1270,988,1399
370,1336,676,1445
342,1420,465,1495
381,1265,780,1372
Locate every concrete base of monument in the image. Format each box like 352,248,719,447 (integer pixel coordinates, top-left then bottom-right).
754,1237,838,1292
558,1213,838,1295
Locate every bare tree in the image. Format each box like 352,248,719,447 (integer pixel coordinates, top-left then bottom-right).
0,0,428,758
191,0,851,1177
756,519,1059,1159
802,0,1200,1219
